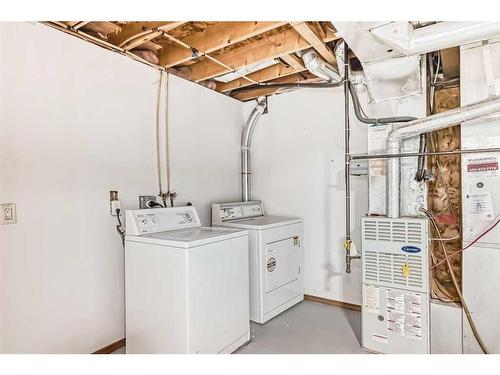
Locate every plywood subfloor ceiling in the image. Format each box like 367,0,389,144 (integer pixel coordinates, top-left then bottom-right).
45,21,340,102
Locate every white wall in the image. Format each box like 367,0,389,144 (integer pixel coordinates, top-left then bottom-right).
245,89,368,305
0,22,244,353
167,75,244,224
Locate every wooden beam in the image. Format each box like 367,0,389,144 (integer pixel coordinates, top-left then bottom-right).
141,40,163,52
180,27,339,83
291,22,336,65
82,22,121,37
63,21,89,30
216,61,305,92
231,72,321,101
159,21,287,68
280,54,305,69
63,21,80,27
107,22,185,50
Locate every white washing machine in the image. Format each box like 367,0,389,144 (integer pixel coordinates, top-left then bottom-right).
125,206,250,354
212,201,303,324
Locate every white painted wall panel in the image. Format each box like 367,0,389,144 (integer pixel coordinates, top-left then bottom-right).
460,40,500,354
0,22,243,353
246,89,368,305
167,75,244,225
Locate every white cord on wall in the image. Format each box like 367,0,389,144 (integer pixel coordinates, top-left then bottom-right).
165,72,172,201
155,71,173,207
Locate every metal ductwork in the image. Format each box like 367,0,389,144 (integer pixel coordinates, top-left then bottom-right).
301,48,342,82
371,21,500,56
241,97,267,202
386,94,500,218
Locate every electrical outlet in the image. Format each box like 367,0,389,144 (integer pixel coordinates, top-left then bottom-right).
109,191,121,216
1,203,17,225
110,200,121,216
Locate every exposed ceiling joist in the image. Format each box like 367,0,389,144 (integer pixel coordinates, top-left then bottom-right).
48,21,337,102
72,21,90,30
159,21,288,68
63,21,81,27
180,27,337,82
83,22,121,37
280,54,305,69
291,21,337,65
231,72,321,101
216,62,305,92
107,22,186,50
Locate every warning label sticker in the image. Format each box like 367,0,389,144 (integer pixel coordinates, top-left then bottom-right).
363,285,380,314
386,289,422,341
467,157,499,173
465,192,494,219
464,155,500,241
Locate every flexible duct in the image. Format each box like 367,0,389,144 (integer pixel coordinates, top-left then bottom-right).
386,94,500,218
241,97,267,202
301,49,341,82
371,22,500,56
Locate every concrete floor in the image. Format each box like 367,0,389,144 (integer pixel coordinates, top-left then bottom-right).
115,300,367,354
235,300,366,354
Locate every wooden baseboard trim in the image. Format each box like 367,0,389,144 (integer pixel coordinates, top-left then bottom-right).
92,338,126,354
304,294,361,312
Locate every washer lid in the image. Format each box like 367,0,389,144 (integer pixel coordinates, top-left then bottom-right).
125,226,248,248
217,216,302,230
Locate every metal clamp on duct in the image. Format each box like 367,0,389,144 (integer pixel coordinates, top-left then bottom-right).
386,94,500,218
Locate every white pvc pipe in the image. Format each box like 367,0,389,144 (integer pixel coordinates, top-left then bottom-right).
386,95,500,218
372,22,500,56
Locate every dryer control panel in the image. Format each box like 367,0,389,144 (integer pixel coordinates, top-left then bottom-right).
125,206,201,235
212,201,264,224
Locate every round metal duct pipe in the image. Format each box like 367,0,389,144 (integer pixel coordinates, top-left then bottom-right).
241,97,267,202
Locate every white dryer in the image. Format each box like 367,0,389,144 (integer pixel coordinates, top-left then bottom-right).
212,201,303,324
125,206,250,354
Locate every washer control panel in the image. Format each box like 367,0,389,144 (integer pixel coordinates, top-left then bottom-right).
212,201,264,223
125,206,201,235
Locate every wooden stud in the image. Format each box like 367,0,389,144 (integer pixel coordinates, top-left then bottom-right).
107,22,186,50
158,21,287,68
216,61,305,92
291,21,337,65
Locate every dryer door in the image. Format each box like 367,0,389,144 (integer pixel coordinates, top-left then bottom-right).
265,236,300,293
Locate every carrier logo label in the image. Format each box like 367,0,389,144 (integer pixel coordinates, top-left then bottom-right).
267,257,276,272
401,246,421,253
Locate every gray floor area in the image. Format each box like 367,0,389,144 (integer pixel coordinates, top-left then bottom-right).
235,300,367,354
115,300,367,354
